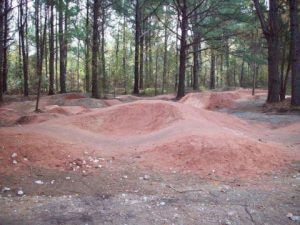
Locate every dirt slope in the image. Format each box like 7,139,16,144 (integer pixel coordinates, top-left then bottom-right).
1,90,298,179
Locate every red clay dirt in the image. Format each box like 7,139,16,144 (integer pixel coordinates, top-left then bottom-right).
0,89,299,180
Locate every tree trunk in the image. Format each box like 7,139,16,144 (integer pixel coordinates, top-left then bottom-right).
210,49,215,89
139,11,144,91
64,0,68,89
101,5,107,95
59,0,66,93
35,0,47,111
55,10,59,92
240,58,244,87
176,0,188,99
162,7,168,93
174,19,179,92
252,63,257,95
2,0,9,94
122,13,127,94
133,0,140,95
0,0,4,101
253,0,280,103
155,47,159,96
85,0,90,93
290,0,300,106
192,34,201,91
91,0,100,98
19,0,29,96
48,2,54,95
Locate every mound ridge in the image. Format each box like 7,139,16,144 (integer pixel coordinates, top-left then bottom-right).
139,134,293,178
180,91,242,110
71,100,183,136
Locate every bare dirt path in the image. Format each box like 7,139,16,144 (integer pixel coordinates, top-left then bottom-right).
0,89,299,225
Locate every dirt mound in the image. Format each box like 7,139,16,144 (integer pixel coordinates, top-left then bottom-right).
63,93,87,100
72,101,183,136
61,98,106,108
102,99,122,106
0,129,92,175
116,95,141,102
0,108,21,126
44,105,90,116
180,91,242,110
139,134,294,178
16,113,60,125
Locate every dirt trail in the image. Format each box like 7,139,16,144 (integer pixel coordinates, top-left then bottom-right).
0,89,299,225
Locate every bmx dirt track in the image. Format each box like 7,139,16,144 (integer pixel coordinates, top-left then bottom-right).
0,89,299,225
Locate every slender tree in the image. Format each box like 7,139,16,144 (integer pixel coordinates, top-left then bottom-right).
59,0,66,93
252,0,281,103
133,0,140,95
0,0,4,102
91,0,100,98
48,0,55,95
290,0,300,106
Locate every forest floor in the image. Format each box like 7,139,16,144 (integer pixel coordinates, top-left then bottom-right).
0,88,299,225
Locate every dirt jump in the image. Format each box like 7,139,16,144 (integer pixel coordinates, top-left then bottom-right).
0,89,299,225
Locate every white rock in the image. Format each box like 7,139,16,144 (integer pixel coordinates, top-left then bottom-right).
34,180,44,185
11,153,17,158
66,177,71,180
287,213,300,222
143,175,150,180
160,201,166,206
12,160,17,164
23,158,28,161
50,180,55,184
17,190,24,196
123,175,128,179
2,187,10,192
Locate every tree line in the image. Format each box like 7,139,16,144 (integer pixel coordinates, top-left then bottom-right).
0,0,299,108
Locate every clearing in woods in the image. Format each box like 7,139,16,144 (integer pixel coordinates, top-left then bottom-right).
0,89,299,225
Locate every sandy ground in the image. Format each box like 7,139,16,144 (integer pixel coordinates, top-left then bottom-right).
0,89,299,225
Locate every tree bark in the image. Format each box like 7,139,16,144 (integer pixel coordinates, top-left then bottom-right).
2,0,9,93
91,0,100,98
133,0,140,95
85,0,90,93
210,49,215,89
48,1,54,95
192,32,201,91
122,13,127,94
100,4,107,95
59,0,66,93
162,7,168,93
0,0,4,102
290,0,300,106
253,0,280,103
35,0,47,111
139,10,144,90
176,0,188,99
19,0,29,96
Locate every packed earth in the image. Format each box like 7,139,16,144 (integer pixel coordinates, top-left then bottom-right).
0,89,299,225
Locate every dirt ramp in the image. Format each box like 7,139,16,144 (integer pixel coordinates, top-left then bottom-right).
16,113,60,125
180,91,242,110
44,105,90,116
139,134,293,179
72,101,183,136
